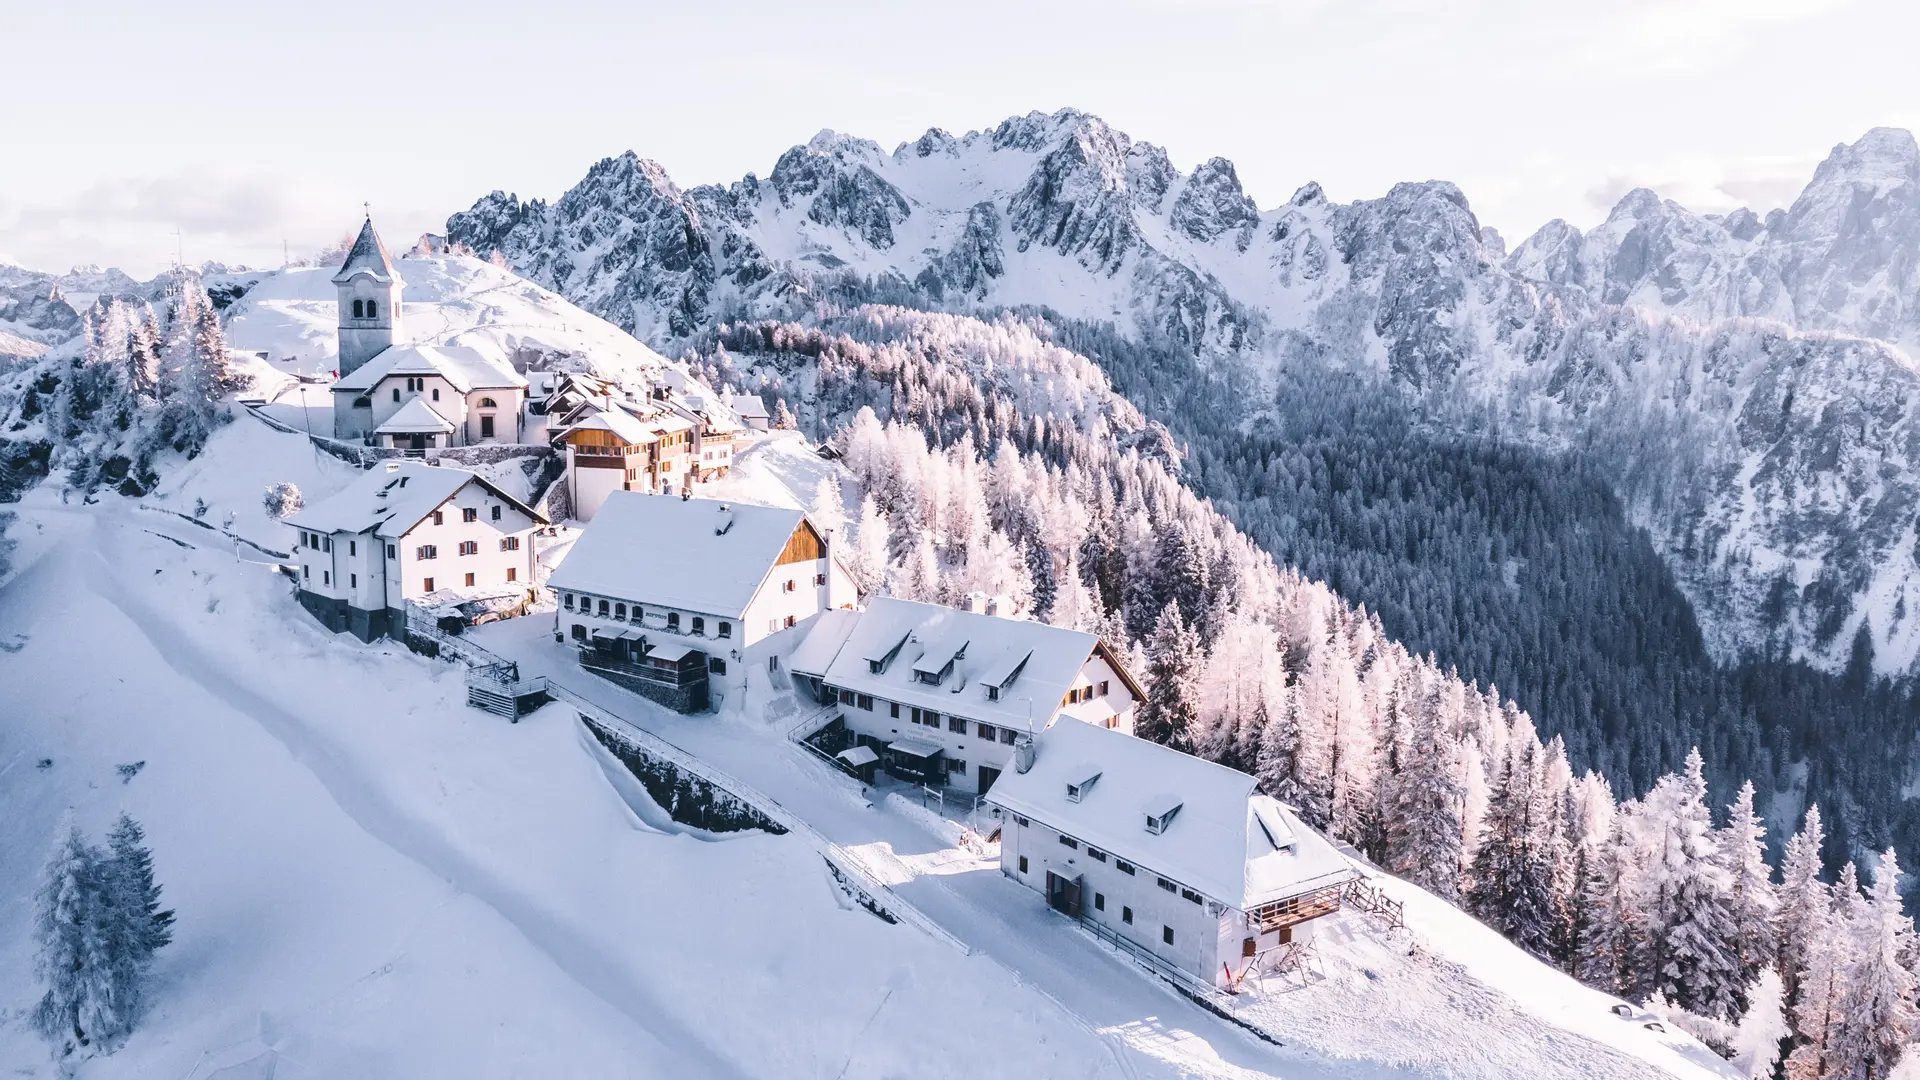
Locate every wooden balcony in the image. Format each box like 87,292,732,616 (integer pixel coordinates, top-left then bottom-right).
1247,882,1346,933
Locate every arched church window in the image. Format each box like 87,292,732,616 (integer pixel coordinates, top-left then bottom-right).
352,299,364,318
366,300,377,319
479,398,497,408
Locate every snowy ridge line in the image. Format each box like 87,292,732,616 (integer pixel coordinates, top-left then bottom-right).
548,686,973,956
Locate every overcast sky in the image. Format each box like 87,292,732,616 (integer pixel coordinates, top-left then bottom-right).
2,0,1914,277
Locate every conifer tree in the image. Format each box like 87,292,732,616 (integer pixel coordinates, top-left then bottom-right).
1643,751,1743,1019
1572,819,1636,994
849,493,890,597
105,814,173,959
1833,849,1919,1079
32,821,117,1059
1787,896,1854,1080
1138,601,1204,750
1382,688,1465,901
1721,781,1778,990
811,475,847,540
1776,806,1830,1003
1729,968,1790,1080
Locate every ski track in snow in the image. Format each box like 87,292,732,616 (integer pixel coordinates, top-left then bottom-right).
76,512,758,1080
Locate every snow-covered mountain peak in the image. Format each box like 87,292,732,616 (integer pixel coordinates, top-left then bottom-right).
1805,126,1919,193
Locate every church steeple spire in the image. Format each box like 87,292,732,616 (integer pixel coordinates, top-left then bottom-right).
333,214,404,377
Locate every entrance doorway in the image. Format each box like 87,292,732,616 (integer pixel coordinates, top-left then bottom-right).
1046,871,1084,918
977,765,1001,795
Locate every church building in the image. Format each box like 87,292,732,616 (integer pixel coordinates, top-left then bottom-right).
327,217,530,449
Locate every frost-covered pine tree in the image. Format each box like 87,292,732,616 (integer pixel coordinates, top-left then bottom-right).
772,398,796,430
1721,781,1777,989
1787,893,1856,1080
1138,601,1203,751
1047,551,1100,633
1729,968,1790,1080
1573,819,1638,994
105,814,173,962
1775,806,1830,1003
1381,688,1465,901
848,494,890,598
33,820,118,1060
1466,731,1571,962
1642,751,1743,1019
892,532,942,603
811,475,847,540
263,481,303,520
1832,849,1919,1078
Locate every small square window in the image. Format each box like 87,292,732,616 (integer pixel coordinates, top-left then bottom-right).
1158,877,1176,893
948,716,966,734
464,572,475,587
433,511,443,526
1098,680,1110,696
1116,861,1135,876
1094,893,1105,912
1000,728,1016,745
708,657,727,675
491,505,502,521
506,567,517,582
423,577,434,592
858,694,874,711
1058,834,1077,850
717,621,732,638
462,507,477,523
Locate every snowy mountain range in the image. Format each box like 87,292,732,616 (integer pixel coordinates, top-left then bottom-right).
445,112,1920,676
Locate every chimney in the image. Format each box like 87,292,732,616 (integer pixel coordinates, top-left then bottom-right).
1013,738,1036,774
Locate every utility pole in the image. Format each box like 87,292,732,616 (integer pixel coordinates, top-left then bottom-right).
172,227,183,270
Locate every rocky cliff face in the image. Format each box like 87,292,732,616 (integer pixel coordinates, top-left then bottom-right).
447,113,1920,675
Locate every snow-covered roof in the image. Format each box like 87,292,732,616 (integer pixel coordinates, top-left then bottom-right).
374,396,456,434
812,597,1112,733
285,460,545,539
986,721,1356,911
545,492,820,618
560,407,652,445
789,608,860,678
332,343,527,394
732,394,771,420
332,218,401,286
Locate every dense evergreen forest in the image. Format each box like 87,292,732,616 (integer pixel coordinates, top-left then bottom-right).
1051,317,1920,866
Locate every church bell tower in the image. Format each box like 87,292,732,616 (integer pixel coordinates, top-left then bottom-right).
333,214,404,377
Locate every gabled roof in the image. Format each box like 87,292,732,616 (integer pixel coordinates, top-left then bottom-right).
808,597,1111,733
332,344,527,394
332,218,401,286
560,407,652,446
545,493,820,617
731,394,771,420
985,721,1355,911
285,461,546,539
374,396,456,434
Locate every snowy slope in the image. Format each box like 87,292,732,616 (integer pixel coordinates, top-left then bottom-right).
0,408,1737,1079
448,114,1920,675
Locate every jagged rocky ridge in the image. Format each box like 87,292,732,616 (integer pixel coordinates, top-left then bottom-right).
448,113,1920,677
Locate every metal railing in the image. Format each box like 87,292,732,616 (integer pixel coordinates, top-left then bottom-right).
1075,913,1234,1008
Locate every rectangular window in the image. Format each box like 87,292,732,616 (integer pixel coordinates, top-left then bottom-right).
423,577,434,592
667,613,680,630
718,621,732,638
350,573,357,588
506,567,517,582
948,716,966,734
349,540,356,556
1162,926,1174,946
946,758,965,775
840,689,856,706
692,616,705,635
386,544,395,558
814,572,826,586
462,507,478,523
889,702,900,719
1000,728,1016,745
303,564,309,579
598,599,609,616
924,710,939,727
416,545,437,560
500,536,520,551
1099,680,1110,696
977,722,995,740
858,694,874,711
480,415,495,438
322,537,331,552
1157,877,1177,894
433,511,444,526
464,572,475,587
1116,861,1135,876
1018,856,1028,874
1181,888,1203,905
1094,893,1105,912
1122,907,1133,925
458,541,478,556
708,657,727,675
1058,834,1078,850
491,505,501,521
322,571,330,585
615,603,626,620
564,593,574,610
1088,848,1107,862
392,388,400,402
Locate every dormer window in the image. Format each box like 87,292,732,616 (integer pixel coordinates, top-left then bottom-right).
1065,770,1102,803
1144,798,1183,835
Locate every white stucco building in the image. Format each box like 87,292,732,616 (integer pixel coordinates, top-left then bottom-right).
546,493,857,711
788,597,1143,796
284,461,546,641
987,720,1356,988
